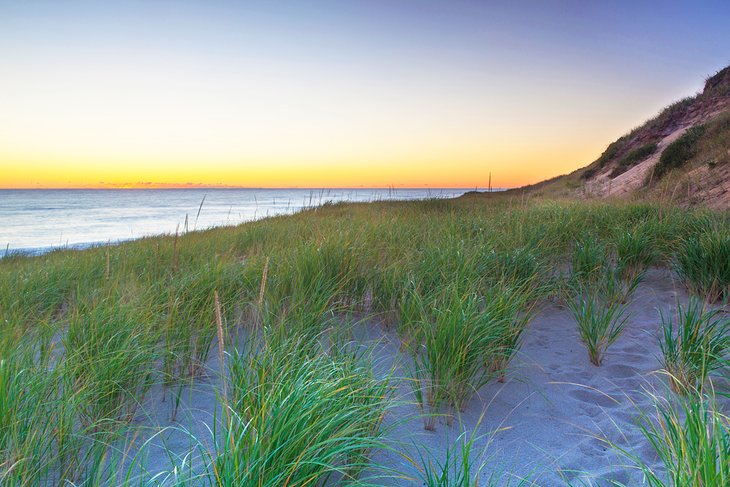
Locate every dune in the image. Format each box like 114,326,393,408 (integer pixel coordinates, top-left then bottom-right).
125,267,718,485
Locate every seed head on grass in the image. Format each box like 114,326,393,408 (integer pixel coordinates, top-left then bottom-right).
162,262,241,380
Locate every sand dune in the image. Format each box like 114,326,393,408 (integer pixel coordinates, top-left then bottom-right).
128,267,722,485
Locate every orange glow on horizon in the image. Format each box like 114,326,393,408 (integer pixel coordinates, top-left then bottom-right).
3,2,720,191
1,124,604,190
0,147,597,190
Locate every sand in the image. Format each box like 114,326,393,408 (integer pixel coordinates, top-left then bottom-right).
125,267,726,485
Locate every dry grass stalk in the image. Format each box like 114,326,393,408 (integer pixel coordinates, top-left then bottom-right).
214,290,228,407
105,241,110,281
258,257,269,306
255,256,269,327
172,225,180,274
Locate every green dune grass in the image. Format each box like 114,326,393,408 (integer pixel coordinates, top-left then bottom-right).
0,196,728,485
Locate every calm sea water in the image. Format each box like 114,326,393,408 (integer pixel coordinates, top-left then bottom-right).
0,188,468,254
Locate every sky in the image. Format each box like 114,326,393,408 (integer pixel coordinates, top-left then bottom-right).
1,1,729,189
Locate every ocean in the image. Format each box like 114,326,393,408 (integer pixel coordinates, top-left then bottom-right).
0,188,469,255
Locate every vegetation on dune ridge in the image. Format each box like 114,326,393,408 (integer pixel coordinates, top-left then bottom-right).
606,65,730,183
609,143,658,178
521,64,730,203
0,197,729,484
652,125,707,180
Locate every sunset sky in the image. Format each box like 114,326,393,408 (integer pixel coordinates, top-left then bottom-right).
2,1,729,189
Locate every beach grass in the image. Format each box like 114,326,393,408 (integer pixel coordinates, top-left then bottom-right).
0,195,728,484
568,288,629,366
674,226,730,303
215,331,390,486
659,298,729,394
629,391,730,487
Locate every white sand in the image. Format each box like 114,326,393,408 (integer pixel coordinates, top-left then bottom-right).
126,268,726,485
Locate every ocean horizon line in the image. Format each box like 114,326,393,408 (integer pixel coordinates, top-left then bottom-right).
0,186,495,191
1,187,480,256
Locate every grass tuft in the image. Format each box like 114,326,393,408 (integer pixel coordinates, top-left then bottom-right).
659,299,729,394
214,331,391,485
632,392,729,487
675,228,730,303
568,289,629,366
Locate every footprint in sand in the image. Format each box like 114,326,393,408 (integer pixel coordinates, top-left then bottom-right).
578,437,609,457
615,343,649,355
638,441,661,462
568,389,620,409
547,363,583,375
603,363,639,379
596,423,644,448
577,403,604,417
595,469,631,486
610,352,652,369
607,409,640,426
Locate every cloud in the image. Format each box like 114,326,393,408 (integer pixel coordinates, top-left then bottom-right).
94,181,239,189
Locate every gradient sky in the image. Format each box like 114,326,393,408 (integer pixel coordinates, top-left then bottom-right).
1,1,729,189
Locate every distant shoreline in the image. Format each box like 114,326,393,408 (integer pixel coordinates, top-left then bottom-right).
0,187,483,191
1,188,486,258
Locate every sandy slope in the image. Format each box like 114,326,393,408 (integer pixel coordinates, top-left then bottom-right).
582,102,730,202
127,268,725,486
584,128,688,199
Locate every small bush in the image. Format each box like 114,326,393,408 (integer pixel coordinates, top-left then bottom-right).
609,143,658,178
596,139,625,168
580,167,598,180
654,125,706,179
